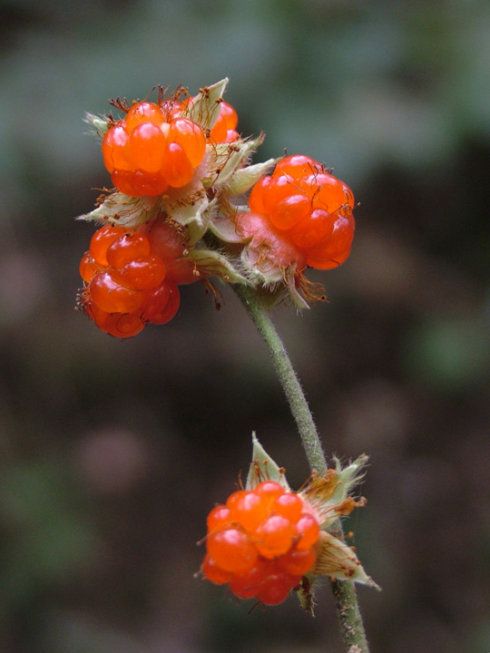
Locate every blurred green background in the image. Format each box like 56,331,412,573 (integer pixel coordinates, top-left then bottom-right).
1,1,489,651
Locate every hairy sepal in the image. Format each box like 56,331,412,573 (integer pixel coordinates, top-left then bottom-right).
245,433,291,491
300,455,368,529
225,158,276,195
77,192,159,228
84,112,109,137
313,531,380,589
203,135,265,189
184,78,229,132
162,187,210,244
188,248,248,285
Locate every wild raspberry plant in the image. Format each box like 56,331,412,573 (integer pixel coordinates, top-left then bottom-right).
79,79,375,652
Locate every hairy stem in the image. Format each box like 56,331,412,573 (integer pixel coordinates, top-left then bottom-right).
234,285,369,653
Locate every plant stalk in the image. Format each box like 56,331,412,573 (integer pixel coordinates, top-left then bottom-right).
234,285,370,653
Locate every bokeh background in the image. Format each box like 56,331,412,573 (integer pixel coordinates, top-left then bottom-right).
1,1,489,651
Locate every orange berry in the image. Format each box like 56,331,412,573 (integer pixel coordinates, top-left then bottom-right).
230,559,269,599
112,169,168,196
162,142,194,187
89,225,126,267
244,155,355,272
113,257,167,291
255,481,285,502
102,101,206,196
304,214,355,270
209,101,239,143
255,515,295,559
249,175,272,214
125,101,164,132
277,546,316,576
269,194,311,231
101,122,130,173
207,505,233,533
104,312,145,339
79,252,100,283
207,528,258,573
127,123,166,174
229,491,271,533
169,118,206,167
89,272,145,314
106,232,151,269
272,493,304,523
226,490,248,512
142,283,180,325
147,219,186,260
274,154,323,179
295,514,320,551
255,572,299,606
202,555,232,585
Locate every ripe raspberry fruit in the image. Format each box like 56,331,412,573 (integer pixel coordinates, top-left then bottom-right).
207,528,258,573
209,100,239,143
242,154,355,273
79,216,198,338
202,484,320,606
102,101,206,196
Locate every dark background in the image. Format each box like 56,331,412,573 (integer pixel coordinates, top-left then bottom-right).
0,1,489,651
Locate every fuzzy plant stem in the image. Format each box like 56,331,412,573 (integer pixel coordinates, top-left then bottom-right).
234,284,370,653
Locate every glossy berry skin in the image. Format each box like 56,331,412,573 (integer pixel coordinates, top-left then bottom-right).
242,154,355,272
102,101,206,196
80,216,199,338
209,101,239,143
202,484,320,606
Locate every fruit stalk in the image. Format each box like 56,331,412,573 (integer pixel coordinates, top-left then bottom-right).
234,284,370,653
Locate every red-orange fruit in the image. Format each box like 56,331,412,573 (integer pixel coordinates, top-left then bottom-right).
207,528,258,573
90,272,145,314
102,102,206,196
255,515,296,559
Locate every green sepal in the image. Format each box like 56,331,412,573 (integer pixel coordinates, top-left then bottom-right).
188,247,249,285
77,192,159,228
225,158,276,195
202,135,265,189
84,112,109,138
184,78,229,131
161,188,209,244
245,433,291,491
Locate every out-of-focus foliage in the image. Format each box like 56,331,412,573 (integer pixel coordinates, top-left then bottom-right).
0,1,489,652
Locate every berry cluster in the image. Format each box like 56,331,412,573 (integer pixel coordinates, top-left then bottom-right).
102,102,207,196
238,154,355,271
80,218,197,338
102,98,239,197
202,481,320,606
